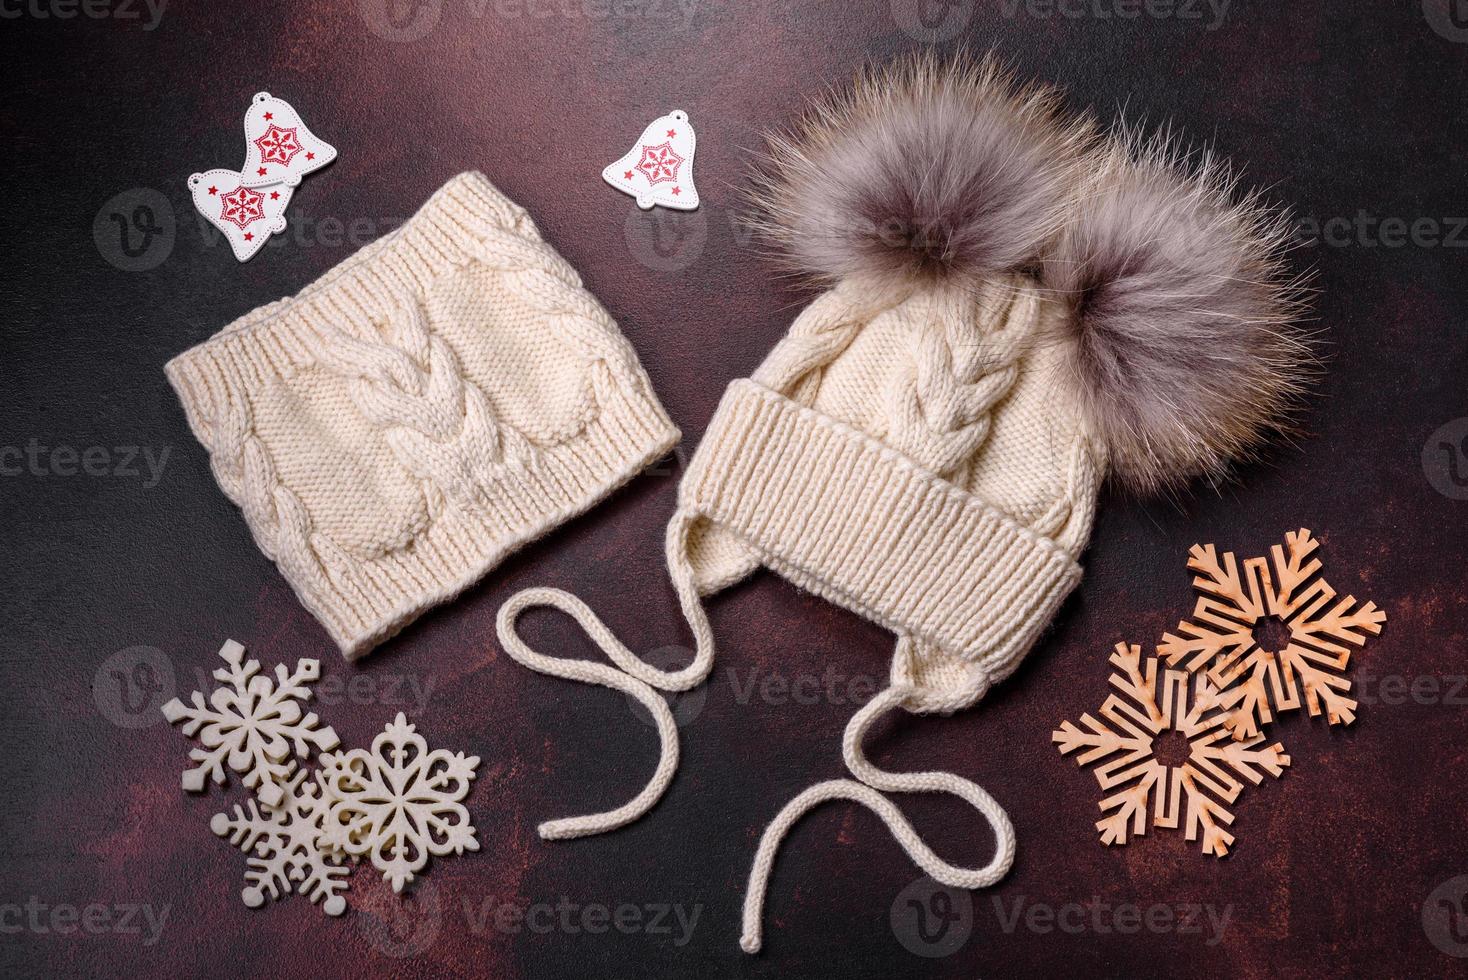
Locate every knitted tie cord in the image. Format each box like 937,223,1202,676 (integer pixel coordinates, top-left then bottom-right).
167,172,678,658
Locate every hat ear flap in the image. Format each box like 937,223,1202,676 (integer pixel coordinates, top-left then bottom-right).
1042,128,1316,496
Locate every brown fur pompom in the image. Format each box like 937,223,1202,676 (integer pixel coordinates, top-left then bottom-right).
1043,129,1315,495
748,53,1095,296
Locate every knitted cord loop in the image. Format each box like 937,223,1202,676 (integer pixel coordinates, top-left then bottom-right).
493,511,716,837
739,684,1015,954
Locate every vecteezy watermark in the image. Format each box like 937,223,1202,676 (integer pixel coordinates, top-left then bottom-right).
1356,670,1468,707
0,0,167,30
359,0,696,43
93,188,175,272
991,895,1232,946
890,0,974,43
727,665,880,708
190,209,408,256
0,440,171,488
1424,0,1468,42
93,646,177,729
628,661,882,729
357,879,442,958
463,895,702,946
625,646,709,728
998,0,1229,31
95,184,409,271
0,898,170,946
624,204,708,272
1424,876,1468,957
314,672,436,714
1296,213,1468,249
1423,419,1468,501
890,877,973,958
93,644,435,728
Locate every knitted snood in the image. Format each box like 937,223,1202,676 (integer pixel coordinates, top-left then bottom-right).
167,173,678,657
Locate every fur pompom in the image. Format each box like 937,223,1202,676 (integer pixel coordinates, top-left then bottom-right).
749,53,1095,295
1043,130,1315,495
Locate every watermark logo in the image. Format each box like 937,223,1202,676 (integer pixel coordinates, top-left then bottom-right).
997,0,1229,31
890,0,974,42
463,895,702,945
0,898,169,945
890,877,973,957
361,0,696,43
626,646,707,728
96,184,410,272
1356,670,1468,707
0,0,167,29
93,188,175,272
991,895,1231,945
1424,876,1468,957
624,204,707,272
357,879,442,957
359,0,443,42
93,646,176,729
1424,418,1468,500
1424,0,1468,42
726,665,879,708
1296,212,1468,249
0,440,171,487
315,671,435,714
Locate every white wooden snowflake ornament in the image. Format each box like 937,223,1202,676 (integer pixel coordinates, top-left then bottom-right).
319,712,479,892
161,639,339,808
239,92,337,188
211,769,351,916
603,110,699,210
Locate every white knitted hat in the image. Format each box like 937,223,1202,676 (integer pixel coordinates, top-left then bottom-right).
168,172,678,658
497,56,1311,952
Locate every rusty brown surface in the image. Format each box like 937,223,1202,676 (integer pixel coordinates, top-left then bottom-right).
4,1,1467,977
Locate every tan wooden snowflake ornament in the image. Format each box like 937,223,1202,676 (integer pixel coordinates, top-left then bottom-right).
1158,528,1386,740
1054,643,1290,856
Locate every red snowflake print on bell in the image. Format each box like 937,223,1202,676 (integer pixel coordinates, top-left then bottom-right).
239,92,337,188
219,186,266,229
603,110,699,211
188,169,293,262
254,124,303,167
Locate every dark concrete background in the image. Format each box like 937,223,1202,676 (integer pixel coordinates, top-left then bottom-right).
3,1,1467,977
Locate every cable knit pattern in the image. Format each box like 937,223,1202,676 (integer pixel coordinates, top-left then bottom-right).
167,172,679,658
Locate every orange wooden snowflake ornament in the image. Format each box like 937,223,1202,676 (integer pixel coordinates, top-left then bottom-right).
1158,528,1386,740
1054,643,1290,857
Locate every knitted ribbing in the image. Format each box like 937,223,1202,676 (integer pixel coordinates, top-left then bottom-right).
682,380,1083,674
167,172,679,657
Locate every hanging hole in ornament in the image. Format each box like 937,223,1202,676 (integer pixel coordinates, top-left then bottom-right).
1251,615,1293,654
255,92,271,103
1150,729,1192,768
671,110,687,121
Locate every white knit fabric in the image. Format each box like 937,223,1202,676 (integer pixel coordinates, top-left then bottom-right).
496,272,1104,951
168,172,679,658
